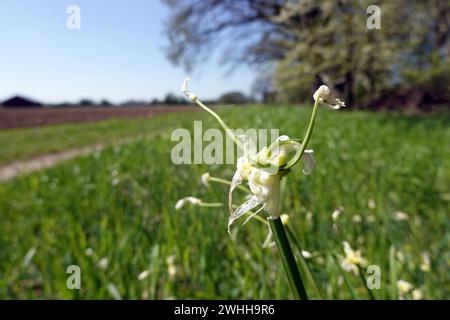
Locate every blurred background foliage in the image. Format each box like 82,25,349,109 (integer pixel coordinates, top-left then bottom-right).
164,0,449,111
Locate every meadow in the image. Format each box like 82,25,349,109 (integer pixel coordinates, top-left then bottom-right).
0,106,448,299
0,109,197,166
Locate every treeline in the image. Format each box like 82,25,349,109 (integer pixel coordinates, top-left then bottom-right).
1,91,255,108
164,0,450,111
61,91,254,107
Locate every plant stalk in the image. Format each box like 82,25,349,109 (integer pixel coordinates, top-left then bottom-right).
284,97,320,170
357,265,376,300
269,217,308,300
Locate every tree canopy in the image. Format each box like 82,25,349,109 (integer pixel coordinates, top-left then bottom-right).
163,0,449,109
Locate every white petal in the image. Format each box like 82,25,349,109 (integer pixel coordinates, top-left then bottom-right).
242,204,265,225
302,149,315,175
228,170,243,215
175,199,185,210
227,196,261,234
277,135,290,142
175,197,201,210
200,172,210,186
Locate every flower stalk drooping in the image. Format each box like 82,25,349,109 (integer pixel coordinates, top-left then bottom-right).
313,85,346,109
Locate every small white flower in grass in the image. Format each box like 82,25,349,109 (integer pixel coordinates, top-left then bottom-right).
397,280,413,299
368,198,376,209
107,283,122,300
420,252,431,272
331,207,343,221
201,172,211,187
97,257,109,270
412,289,424,300
394,211,409,221
175,196,223,210
167,255,177,278
301,250,312,259
138,270,150,281
352,214,362,223
280,214,290,225
341,241,367,275
175,197,202,210
22,247,37,268
313,85,346,109
85,248,94,256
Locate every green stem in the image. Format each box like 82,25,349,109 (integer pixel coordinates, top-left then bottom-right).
286,226,324,299
198,203,224,208
331,252,359,299
269,217,308,300
208,176,250,193
357,265,376,300
284,97,320,170
190,96,244,151
389,245,397,300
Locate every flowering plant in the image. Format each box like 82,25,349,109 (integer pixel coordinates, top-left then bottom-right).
178,78,345,299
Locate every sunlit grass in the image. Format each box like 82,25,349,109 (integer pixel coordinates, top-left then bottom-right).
0,106,448,299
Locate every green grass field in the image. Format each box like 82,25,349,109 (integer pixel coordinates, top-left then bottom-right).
0,106,448,299
0,111,199,166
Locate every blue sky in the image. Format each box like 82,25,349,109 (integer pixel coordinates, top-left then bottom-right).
0,0,256,103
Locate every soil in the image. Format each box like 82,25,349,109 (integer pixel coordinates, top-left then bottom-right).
0,105,194,130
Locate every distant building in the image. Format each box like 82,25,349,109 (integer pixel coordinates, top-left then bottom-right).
1,96,43,108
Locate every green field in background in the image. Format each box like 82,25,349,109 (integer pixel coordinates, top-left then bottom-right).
0,111,200,166
0,106,448,299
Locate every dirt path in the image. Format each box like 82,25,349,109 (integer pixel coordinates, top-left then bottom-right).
0,143,106,182
0,106,199,182
0,106,193,129
0,133,157,182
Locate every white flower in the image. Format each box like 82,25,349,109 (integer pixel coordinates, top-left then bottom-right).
301,250,312,259
175,196,223,211
138,270,150,281
332,207,343,221
85,248,94,256
394,211,409,221
227,135,314,232
280,214,290,225
313,85,346,109
175,197,202,210
341,241,367,275
181,79,324,233
248,168,281,210
97,257,109,270
167,255,177,278
181,77,197,101
412,289,424,300
201,172,211,186
397,280,413,299
368,198,376,209
420,252,431,272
